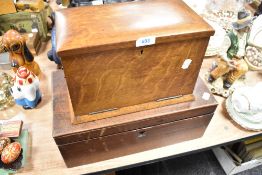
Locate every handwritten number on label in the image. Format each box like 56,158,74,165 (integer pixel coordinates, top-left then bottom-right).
136,36,156,47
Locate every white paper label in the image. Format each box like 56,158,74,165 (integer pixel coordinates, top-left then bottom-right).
202,92,210,101
182,59,192,69
92,0,103,5
136,36,156,47
32,28,38,33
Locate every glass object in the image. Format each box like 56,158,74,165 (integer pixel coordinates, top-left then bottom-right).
0,72,14,111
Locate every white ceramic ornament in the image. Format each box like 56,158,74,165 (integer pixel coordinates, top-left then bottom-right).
10,66,41,109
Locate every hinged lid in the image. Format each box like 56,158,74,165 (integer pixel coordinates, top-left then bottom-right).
56,0,214,57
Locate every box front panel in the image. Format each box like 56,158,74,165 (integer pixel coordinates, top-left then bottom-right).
58,113,213,167
52,73,218,145
62,38,209,116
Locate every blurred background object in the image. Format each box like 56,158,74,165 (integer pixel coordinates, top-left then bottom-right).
0,52,11,70
0,72,14,111
254,0,262,15
0,0,17,15
0,0,53,41
68,0,138,7
15,0,45,12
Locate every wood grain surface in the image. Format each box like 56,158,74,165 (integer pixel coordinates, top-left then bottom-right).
52,72,217,167
59,113,213,167
56,0,214,122
55,0,214,56
62,38,209,123
53,72,217,144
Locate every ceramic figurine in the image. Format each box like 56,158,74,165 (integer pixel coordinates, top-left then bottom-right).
1,29,41,76
248,14,262,48
1,142,21,164
208,10,251,89
244,15,262,70
205,20,227,57
10,66,41,109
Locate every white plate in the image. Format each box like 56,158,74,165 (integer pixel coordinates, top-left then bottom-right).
226,96,262,131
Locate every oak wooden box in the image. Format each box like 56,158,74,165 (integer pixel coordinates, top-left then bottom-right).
52,71,218,168
55,0,214,124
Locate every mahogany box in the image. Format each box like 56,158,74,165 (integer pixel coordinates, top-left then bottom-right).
55,0,215,124
53,71,217,167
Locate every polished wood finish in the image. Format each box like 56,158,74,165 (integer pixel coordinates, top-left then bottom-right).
52,71,218,167
53,71,217,144
59,114,213,167
0,0,16,15
74,93,194,124
55,0,214,56
55,0,214,123
62,38,208,123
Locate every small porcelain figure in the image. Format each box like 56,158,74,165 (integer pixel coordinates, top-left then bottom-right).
10,66,41,109
208,10,251,89
244,15,262,70
205,20,227,57
248,15,262,48
1,29,41,75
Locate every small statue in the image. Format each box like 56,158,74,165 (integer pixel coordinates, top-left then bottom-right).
208,10,251,89
244,14,262,70
10,66,41,109
1,30,41,76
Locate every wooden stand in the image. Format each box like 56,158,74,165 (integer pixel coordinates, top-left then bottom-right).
52,71,217,168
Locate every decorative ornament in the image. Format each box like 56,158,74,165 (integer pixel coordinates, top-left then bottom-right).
10,67,42,109
0,72,14,110
1,142,21,164
0,30,41,76
245,15,262,70
0,138,11,155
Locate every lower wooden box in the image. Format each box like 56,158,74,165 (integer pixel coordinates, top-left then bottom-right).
52,71,218,168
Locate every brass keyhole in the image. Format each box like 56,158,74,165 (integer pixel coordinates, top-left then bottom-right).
138,130,146,138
